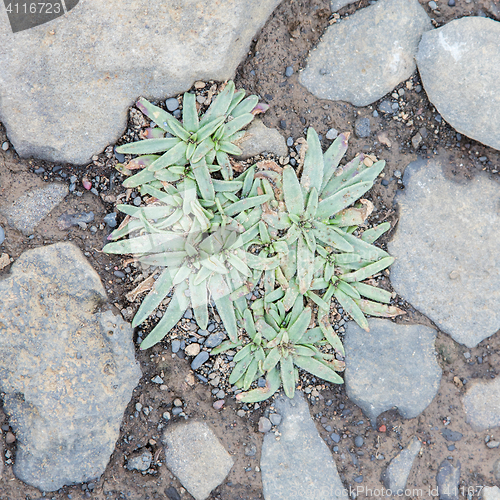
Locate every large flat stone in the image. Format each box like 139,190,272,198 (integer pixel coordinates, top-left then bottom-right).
163,421,233,500
300,0,431,106
462,377,500,431
260,392,346,500
388,157,500,347
345,319,441,425
0,182,68,235
417,17,500,151
0,0,281,165
0,243,141,491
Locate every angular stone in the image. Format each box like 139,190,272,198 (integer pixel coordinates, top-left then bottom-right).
381,436,422,493
344,319,441,425
462,377,500,431
163,421,233,500
482,487,500,500
300,0,431,106
0,242,141,491
0,183,68,235
388,157,500,348
260,392,346,500
436,460,460,500
236,119,288,160
416,17,500,151
0,0,281,165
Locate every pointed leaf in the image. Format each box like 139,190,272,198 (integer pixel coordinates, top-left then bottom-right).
288,307,311,343
316,181,374,220
354,299,405,318
293,355,344,384
301,127,323,193
350,282,392,303
283,166,304,216
334,288,369,332
341,257,394,282
209,273,238,342
361,222,391,243
182,92,199,132
313,222,353,252
148,142,188,171
189,273,208,330
280,355,295,398
231,95,259,118
199,81,235,126
321,132,350,194
236,366,281,403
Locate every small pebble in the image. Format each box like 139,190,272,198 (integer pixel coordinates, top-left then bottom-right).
269,413,282,426
279,120,286,129
0,226,5,245
381,179,389,187
204,331,224,348
428,0,437,9
103,213,117,228
237,409,246,418
1,142,9,151
326,128,339,140
354,117,371,138
448,0,455,5
354,436,364,447
185,343,201,357
244,444,257,457
34,167,45,174
166,98,179,112
171,339,181,353
151,375,163,384
331,432,341,443
213,400,225,410
464,352,471,359
133,196,141,206
171,407,183,416
191,351,209,370
173,398,183,407
354,475,363,483
286,137,294,147
373,110,379,118
285,66,294,77
258,417,272,433
5,432,16,444
487,441,500,449
114,270,125,278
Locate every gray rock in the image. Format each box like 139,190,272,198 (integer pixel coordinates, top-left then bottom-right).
204,331,225,348
260,392,346,500
388,157,500,348
0,225,4,245
482,487,500,500
191,351,209,370
300,0,432,106
163,421,233,500
354,117,371,138
165,98,180,112
416,17,500,151
381,436,422,493
0,0,281,165
0,183,68,235
236,119,288,160
57,211,94,230
285,66,294,77
441,429,463,442
0,242,141,491
462,377,500,431
259,417,272,433
126,450,153,472
269,413,282,426
379,100,395,114
326,128,339,140
345,319,441,425
331,0,357,12
436,460,461,500
103,213,117,228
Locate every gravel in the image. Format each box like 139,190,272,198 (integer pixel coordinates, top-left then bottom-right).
0,226,4,245
285,66,294,77
171,340,181,353
166,98,179,111
354,436,364,447
2,142,9,151
259,417,272,433
204,332,225,348
354,117,371,138
326,128,338,140
103,213,117,228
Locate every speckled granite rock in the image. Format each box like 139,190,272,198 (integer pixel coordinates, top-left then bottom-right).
0,182,68,235
260,392,346,500
381,436,422,493
462,377,500,431
388,157,500,347
417,17,500,151
0,242,141,491
163,421,233,500
0,0,281,164
300,0,431,106
345,319,441,425
236,119,288,160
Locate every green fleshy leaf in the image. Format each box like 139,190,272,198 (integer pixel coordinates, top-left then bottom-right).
140,281,189,349
209,273,238,342
350,282,392,303
361,222,391,243
229,355,253,384
189,273,208,330
321,155,365,199
333,288,369,331
218,141,242,156
224,113,254,138
136,98,175,133
200,81,235,126
213,179,243,192
231,95,259,118
191,157,215,201
138,251,186,268
293,355,344,384
216,150,233,180
283,166,304,216
236,366,281,403
122,168,157,188
243,358,260,390
341,256,394,282
103,232,184,255
301,127,323,194
288,307,311,343
182,92,199,133
354,299,405,318
223,194,271,217
280,355,295,398
227,89,246,115
313,222,353,252
321,132,349,194
211,339,242,356
116,138,177,155
304,188,319,220
316,181,374,220
167,117,191,142
337,280,361,299
148,142,188,171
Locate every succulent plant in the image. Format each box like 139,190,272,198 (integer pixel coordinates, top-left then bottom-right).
114,81,258,200
103,82,405,403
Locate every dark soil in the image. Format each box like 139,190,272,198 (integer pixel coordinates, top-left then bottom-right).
1,1,500,499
